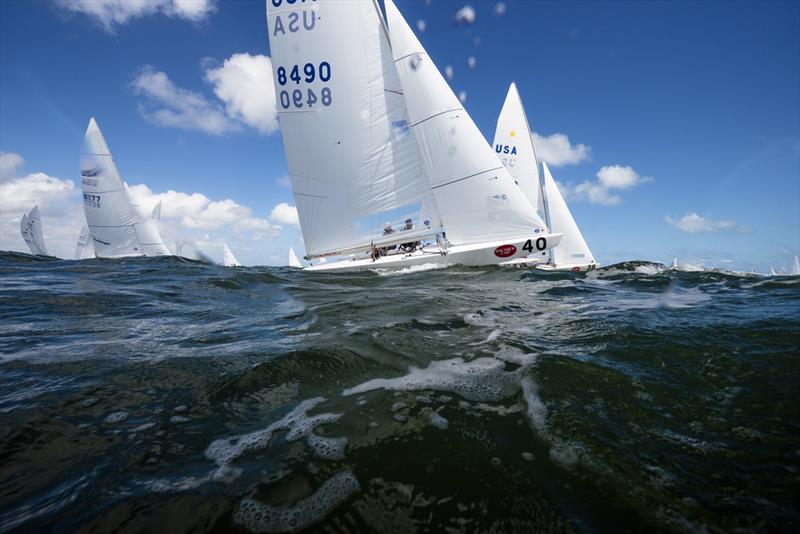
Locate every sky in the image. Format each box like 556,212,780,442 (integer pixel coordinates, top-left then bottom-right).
1,0,798,270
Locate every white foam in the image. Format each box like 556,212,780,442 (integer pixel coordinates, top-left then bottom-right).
104,411,129,423
206,397,345,479
170,415,190,424
521,377,548,436
234,471,359,533
426,410,449,430
342,357,519,402
493,345,538,366
373,263,449,277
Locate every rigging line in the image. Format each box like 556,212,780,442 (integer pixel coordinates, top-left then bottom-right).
411,108,463,128
431,167,504,190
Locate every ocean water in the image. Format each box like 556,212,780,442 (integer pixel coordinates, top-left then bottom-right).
0,252,798,532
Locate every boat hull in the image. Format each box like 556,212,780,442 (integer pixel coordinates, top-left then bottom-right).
305,234,563,272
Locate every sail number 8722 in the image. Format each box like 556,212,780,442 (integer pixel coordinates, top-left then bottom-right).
522,238,547,252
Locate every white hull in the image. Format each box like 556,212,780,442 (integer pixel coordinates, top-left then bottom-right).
305,234,562,272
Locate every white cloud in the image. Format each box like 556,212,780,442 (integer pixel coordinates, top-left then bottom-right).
131,66,238,135
454,5,476,25
205,53,278,135
269,202,299,226
126,184,272,233
0,153,83,258
597,164,647,190
666,212,746,234
564,165,651,206
54,0,215,32
532,132,591,167
0,151,24,182
132,53,277,136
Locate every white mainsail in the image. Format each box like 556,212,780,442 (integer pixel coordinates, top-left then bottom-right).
493,83,544,216
267,0,438,258
152,199,162,221
223,242,241,267
288,247,303,268
793,256,800,276
74,224,95,259
81,118,170,258
541,162,595,268
384,0,548,246
20,205,49,256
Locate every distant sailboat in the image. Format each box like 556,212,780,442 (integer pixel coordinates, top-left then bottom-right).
492,83,595,271
793,256,800,276
265,0,561,272
152,199,162,221
288,247,302,269
223,242,241,267
534,163,597,271
74,224,95,259
80,118,170,258
19,205,49,256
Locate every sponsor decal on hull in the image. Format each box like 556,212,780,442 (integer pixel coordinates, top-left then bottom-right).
494,244,517,258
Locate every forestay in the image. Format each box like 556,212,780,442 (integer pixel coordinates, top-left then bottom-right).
80,118,169,258
267,0,439,258
384,0,548,246
542,162,594,266
20,206,49,256
493,83,545,217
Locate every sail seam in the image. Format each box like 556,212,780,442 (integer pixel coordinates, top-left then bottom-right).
293,192,328,199
412,108,463,128
431,167,504,190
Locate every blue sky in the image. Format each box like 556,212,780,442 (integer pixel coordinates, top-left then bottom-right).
1,0,798,270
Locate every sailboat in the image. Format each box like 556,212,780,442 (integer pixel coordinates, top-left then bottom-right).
223,242,241,267
74,224,95,259
793,256,800,276
19,205,50,256
266,0,561,272
288,247,302,269
80,118,171,258
492,83,596,272
152,199,162,221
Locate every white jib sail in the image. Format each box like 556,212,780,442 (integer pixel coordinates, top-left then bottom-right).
384,0,548,246
223,242,241,267
542,162,595,267
20,206,49,256
124,183,171,256
493,82,544,216
288,247,303,268
793,256,800,276
267,0,439,258
81,118,169,258
74,224,95,259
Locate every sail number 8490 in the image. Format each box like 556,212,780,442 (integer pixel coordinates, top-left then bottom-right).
277,62,332,110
